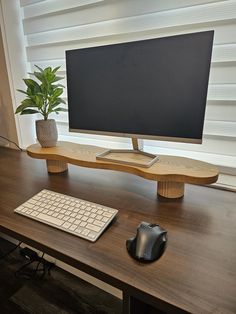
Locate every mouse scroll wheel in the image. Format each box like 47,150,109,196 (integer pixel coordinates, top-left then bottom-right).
149,223,159,228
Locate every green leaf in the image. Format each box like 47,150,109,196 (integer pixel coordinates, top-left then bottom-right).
15,99,38,114
58,97,66,104
17,89,28,95
53,76,64,82
53,107,68,112
51,83,65,89
45,66,52,72
21,98,37,106
52,88,63,98
52,66,61,73
20,109,39,115
34,65,44,72
35,94,44,107
23,79,40,89
34,71,44,82
15,104,26,114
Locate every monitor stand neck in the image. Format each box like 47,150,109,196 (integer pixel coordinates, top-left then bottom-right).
96,137,158,168
131,138,143,151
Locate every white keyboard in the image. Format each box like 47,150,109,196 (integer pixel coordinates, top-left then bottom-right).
14,189,118,242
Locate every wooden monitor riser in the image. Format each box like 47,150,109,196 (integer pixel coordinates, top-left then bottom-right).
27,141,219,199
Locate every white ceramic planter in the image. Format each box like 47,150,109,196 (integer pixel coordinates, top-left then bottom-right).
35,119,58,148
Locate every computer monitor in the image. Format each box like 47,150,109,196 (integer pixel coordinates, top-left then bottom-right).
66,31,213,144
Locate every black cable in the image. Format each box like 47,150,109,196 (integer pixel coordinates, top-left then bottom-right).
0,241,22,260
0,135,22,151
33,252,45,277
15,251,54,279
15,259,35,279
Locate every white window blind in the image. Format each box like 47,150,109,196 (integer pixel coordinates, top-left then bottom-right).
9,1,236,181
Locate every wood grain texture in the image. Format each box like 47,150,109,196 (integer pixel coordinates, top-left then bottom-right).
0,147,235,314
46,159,68,173
27,141,219,185
158,181,184,198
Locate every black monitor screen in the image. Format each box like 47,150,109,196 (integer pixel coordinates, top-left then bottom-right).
66,31,214,143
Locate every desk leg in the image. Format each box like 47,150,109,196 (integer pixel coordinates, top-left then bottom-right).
123,293,166,314
157,181,184,199
46,160,68,173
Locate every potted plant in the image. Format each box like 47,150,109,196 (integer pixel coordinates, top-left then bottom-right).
15,65,67,147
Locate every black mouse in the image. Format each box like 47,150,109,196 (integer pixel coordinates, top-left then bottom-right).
126,222,167,262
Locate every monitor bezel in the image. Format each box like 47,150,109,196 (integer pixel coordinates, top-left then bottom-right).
69,128,202,144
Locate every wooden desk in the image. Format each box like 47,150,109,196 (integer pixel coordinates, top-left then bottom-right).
0,147,235,314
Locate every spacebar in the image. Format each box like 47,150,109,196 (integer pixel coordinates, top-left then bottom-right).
37,213,63,226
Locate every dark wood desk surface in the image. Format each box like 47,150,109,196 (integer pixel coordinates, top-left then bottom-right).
0,147,235,314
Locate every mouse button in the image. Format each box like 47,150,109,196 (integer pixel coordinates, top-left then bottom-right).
138,221,150,229
153,225,167,235
135,231,151,258
138,223,152,234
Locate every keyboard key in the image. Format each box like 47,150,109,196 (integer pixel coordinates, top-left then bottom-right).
37,213,63,226
82,229,89,236
69,224,77,231
88,232,96,239
25,203,34,209
102,217,109,223
94,220,105,227
62,222,71,229
103,212,113,218
87,224,100,232
31,211,39,217
75,227,83,234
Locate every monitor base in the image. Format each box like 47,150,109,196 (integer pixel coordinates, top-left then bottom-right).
96,138,159,168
